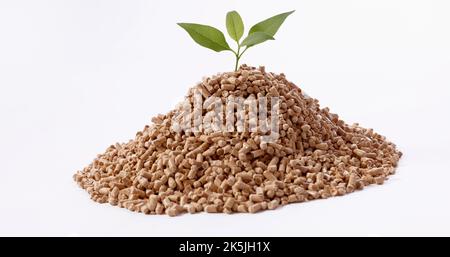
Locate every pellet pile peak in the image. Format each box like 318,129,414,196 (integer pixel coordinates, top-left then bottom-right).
74,65,402,216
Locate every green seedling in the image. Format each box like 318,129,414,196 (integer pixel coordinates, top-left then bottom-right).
178,10,294,71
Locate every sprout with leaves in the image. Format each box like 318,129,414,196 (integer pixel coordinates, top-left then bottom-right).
178,10,294,71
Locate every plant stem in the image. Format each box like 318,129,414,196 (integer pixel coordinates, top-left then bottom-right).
234,44,241,71
233,46,250,71
238,47,248,59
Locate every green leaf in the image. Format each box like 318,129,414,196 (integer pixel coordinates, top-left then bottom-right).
240,32,274,47
248,10,295,37
177,23,231,52
226,11,244,42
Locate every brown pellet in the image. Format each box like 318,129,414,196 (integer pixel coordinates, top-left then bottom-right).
249,194,264,203
268,199,280,210
248,203,263,213
224,197,235,209
205,205,218,213
74,65,402,216
166,206,180,217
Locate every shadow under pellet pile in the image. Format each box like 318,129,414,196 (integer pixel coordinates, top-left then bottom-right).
74,65,402,216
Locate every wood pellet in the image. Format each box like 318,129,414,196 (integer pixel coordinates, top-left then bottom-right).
74,65,402,216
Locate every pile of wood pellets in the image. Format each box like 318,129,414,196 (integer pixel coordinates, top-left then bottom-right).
74,65,402,216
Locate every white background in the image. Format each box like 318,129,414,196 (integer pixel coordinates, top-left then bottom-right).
1,0,449,236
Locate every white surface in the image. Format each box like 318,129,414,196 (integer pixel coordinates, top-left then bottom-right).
1,0,449,236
